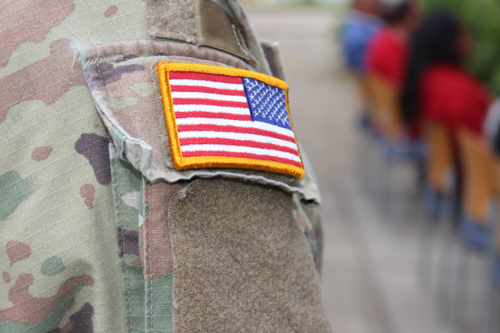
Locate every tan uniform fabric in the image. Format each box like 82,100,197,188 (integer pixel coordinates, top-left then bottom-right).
169,179,332,333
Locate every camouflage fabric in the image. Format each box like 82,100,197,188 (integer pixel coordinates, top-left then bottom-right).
110,145,182,332
293,194,324,276
1,1,327,332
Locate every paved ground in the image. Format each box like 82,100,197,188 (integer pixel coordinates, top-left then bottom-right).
246,9,493,333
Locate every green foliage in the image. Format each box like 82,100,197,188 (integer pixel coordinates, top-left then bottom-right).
423,0,500,95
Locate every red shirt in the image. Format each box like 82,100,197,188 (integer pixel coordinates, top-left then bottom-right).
420,64,492,136
366,27,409,88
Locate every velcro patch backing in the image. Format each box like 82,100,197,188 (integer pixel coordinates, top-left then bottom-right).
157,62,304,178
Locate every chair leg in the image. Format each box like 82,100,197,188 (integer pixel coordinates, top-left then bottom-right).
482,209,499,333
453,242,472,332
436,212,456,322
385,158,395,220
417,213,437,290
375,148,388,212
417,188,444,290
358,133,371,191
392,160,415,231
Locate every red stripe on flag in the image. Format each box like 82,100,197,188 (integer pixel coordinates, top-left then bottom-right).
175,112,252,121
169,72,242,84
172,98,248,108
179,137,300,156
170,85,246,97
182,150,302,168
177,124,297,143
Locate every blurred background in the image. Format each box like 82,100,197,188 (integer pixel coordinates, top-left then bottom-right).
241,0,500,332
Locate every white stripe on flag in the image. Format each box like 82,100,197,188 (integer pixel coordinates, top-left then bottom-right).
173,105,250,115
176,118,295,138
169,79,243,91
171,91,247,103
178,131,299,150
181,144,301,162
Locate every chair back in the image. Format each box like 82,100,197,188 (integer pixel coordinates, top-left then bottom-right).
457,128,495,223
367,75,404,141
492,159,500,251
352,74,373,116
425,122,454,193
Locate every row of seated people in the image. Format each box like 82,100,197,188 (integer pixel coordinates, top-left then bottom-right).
342,0,489,144
343,1,500,277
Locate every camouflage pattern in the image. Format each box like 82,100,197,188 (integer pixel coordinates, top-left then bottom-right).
110,145,182,332
293,195,324,276
1,1,326,332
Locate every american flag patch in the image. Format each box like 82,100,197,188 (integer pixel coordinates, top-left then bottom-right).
157,62,304,178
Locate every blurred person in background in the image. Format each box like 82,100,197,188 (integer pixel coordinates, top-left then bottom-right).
401,11,494,240
401,11,492,138
340,0,383,128
366,0,421,89
340,0,383,74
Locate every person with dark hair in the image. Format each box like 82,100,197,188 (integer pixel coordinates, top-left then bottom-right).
401,11,492,136
401,11,494,249
365,0,421,88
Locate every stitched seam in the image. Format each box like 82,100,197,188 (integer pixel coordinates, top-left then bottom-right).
114,156,133,333
92,58,131,146
86,55,124,66
147,183,154,332
101,57,132,331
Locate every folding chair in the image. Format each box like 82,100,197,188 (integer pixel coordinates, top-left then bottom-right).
367,74,404,142
457,129,494,250
353,74,374,129
424,122,454,215
455,128,496,331
483,158,500,333
417,122,455,292
352,74,379,189
366,74,426,223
